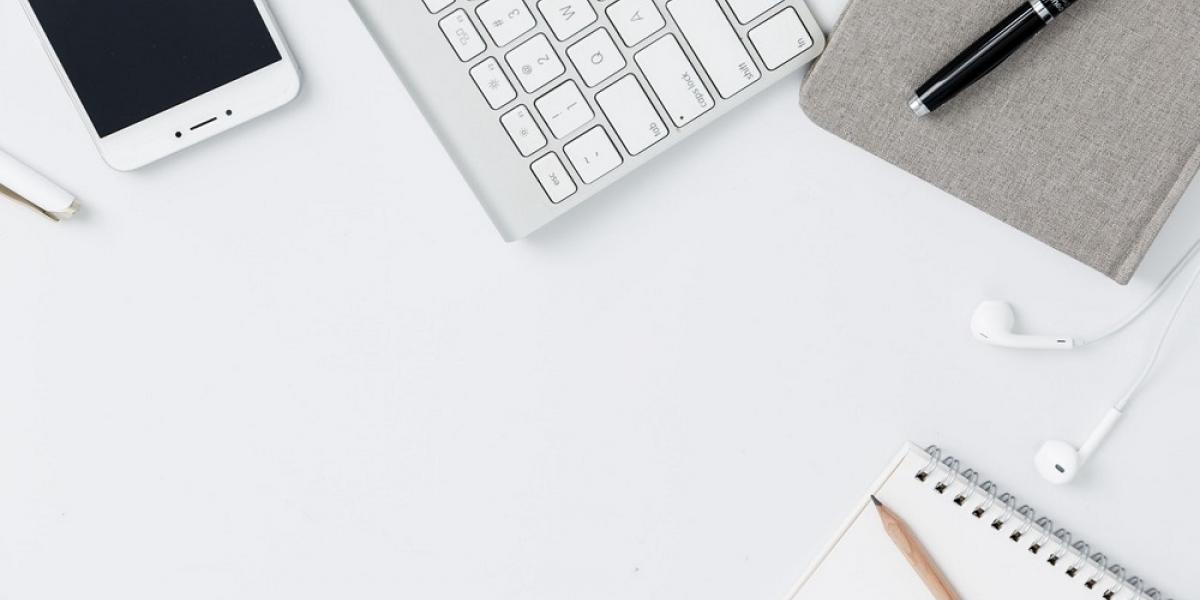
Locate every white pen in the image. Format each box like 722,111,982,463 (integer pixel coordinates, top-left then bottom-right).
0,147,78,221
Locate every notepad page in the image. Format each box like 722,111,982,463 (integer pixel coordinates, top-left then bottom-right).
788,444,1131,600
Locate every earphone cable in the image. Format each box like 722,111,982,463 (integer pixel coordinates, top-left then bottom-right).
1079,235,1200,347
1114,259,1200,411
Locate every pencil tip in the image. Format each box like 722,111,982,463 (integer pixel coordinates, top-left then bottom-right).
870,495,882,507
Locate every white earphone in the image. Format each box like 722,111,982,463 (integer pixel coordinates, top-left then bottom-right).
1033,408,1123,484
971,301,1076,350
972,237,1200,484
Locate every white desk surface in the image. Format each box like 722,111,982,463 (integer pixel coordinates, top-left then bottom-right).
2,2,1197,598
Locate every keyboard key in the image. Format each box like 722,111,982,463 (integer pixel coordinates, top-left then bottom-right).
606,0,666,47
537,0,597,41
506,34,566,92
423,0,455,14
476,0,536,47
595,75,667,155
531,153,577,203
564,127,623,184
726,0,781,24
667,0,760,99
635,35,714,127
535,81,594,138
501,105,547,156
469,58,517,109
439,10,486,61
567,29,626,87
749,8,814,70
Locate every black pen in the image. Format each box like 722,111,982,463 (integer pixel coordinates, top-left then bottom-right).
909,0,1078,116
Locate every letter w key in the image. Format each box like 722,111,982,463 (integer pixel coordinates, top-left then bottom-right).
538,0,598,40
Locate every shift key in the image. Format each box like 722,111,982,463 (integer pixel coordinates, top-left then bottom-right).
635,35,714,127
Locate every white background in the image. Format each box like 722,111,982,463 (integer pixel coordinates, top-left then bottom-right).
2,1,1197,598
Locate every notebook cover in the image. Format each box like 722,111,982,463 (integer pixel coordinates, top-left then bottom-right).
799,0,1200,284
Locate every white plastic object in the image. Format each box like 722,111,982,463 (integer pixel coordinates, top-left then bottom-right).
970,301,1076,350
0,147,77,221
1035,408,1124,485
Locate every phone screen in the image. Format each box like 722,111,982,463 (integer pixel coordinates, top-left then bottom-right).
28,0,283,138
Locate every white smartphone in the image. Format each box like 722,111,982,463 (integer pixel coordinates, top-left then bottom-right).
20,0,301,171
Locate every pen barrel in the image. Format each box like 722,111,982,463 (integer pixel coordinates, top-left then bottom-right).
913,4,1048,114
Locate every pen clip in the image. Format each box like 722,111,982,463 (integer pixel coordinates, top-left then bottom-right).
0,182,78,222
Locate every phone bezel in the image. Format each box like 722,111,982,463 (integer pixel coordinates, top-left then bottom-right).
19,0,301,171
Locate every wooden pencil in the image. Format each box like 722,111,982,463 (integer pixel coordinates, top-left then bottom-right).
871,495,962,600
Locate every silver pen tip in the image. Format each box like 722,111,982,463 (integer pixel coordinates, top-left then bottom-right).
908,95,931,117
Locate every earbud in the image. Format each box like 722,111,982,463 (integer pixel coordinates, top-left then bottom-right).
1034,408,1124,484
1034,440,1081,485
976,239,1200,485
971,301,1076,350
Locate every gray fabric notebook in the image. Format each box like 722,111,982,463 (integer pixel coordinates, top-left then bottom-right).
800,0,1200,284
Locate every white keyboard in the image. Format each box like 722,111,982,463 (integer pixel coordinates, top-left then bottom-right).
352,0,825,240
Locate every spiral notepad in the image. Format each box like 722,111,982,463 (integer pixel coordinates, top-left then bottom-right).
787,443,1173,600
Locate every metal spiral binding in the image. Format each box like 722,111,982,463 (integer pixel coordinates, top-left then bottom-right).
918,445,1172,600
